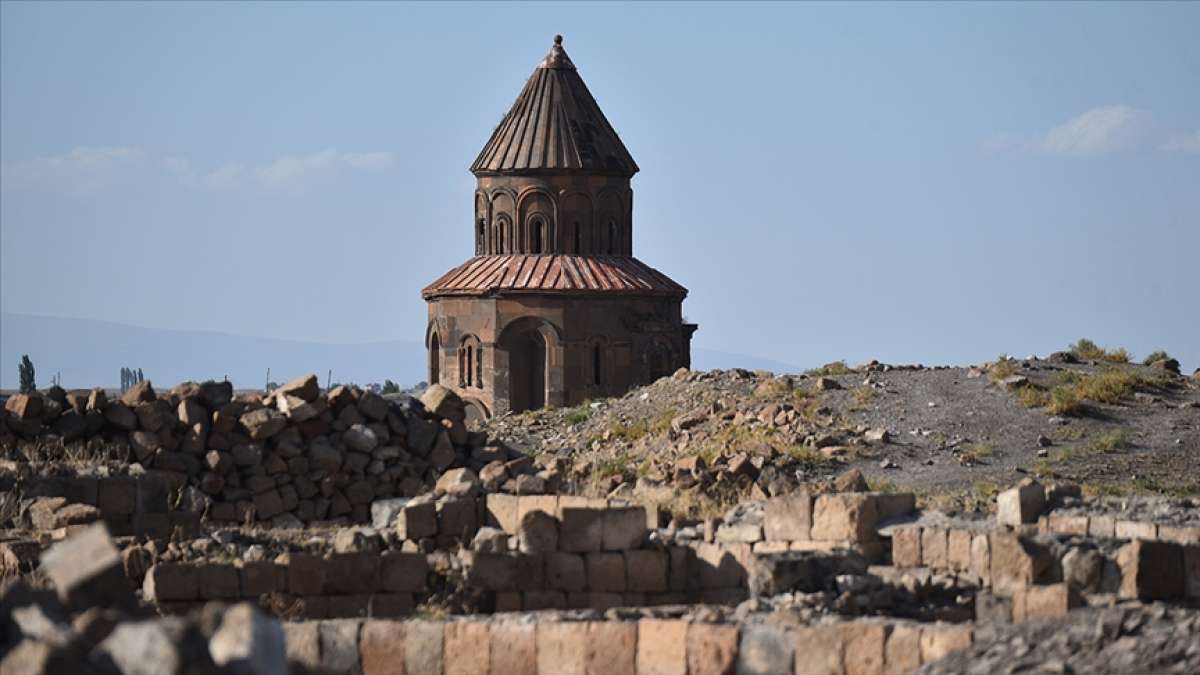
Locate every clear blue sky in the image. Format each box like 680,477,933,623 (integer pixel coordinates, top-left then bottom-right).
3,2,1198,374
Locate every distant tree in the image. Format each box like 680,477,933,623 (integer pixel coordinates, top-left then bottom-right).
381,379,400,395
18,355,35,394
136,368,144,383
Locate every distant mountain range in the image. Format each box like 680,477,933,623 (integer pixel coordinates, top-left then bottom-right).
0,312,799,390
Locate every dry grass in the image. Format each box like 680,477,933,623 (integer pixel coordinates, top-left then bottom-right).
988,356,1018,381
1016,385,1050,408
805,361,854,377
1141,350,1173,365
1046,387,1085,416
1069,369,1146,404
1069,338,1130,363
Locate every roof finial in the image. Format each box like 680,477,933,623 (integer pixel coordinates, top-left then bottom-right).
539,33,575,70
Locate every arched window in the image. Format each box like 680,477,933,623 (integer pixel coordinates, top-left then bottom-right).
530,215,545,254
477,219,486,254
592,344,603,385
460,335,482,388
497,216,510,254
607,221,617,255
429,333,441,384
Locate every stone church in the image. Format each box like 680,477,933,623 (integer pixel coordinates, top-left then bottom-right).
422,36,696,421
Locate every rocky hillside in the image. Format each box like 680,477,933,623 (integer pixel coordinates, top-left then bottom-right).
484,346,1199,517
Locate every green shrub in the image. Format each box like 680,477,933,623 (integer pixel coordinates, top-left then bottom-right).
1069,338,1130,363
1046,387,1084,416
1142,350,1173,365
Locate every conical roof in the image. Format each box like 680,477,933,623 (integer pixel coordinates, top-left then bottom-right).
471,36,638,176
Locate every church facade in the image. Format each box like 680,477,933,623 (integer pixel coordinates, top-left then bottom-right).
422,36,696,421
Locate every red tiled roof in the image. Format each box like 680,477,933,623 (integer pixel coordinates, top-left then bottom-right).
422,255,687,299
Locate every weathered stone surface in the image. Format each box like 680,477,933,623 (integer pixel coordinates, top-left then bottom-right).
637,619,688,675
517,509,558,553
891,527,921,568
545,552,587,591
1117,539,1185,601
989,532,1052,596
208,603,286,675
395,501,438,541
240,408,287,440
921,527,948,570
602,507,647,550
142,563,199,602
560,507,605,552
39,523,132,610
842,622,888,675
1012,583,1082,622
436,468,480,498
403,621,443,675
489,621,536,675
997,483,1046,527
275,374,319,402
624,550,669,593
764,492,813,542
421,384,466,422
917,623,972,664
318,619,362,675
537,622,587,675
686,623,738,675
586,552,626,592
811,494,878,542
97,617,216,675
281,622,321,671
737,624,794,675
359,620,405,675
445,622,489,675
883,623,920,675
121,380,156,406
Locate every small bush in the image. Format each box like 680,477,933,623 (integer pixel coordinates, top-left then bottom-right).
1073,369,1143,404
1046,387,1084,416
1069,338,1130,363
989,356,1018,381
1016,385,1050,408
564,405,591,425
1142,350,1173,365
608,421,649,443
851,386,875,407
1087,429,1130,453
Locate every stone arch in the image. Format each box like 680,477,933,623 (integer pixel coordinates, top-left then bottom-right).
462,398,491,426
459,334,482,388
518,188,556,253
497,316,562,413
490,189,516,254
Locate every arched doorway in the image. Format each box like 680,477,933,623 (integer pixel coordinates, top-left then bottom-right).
507,327,546,412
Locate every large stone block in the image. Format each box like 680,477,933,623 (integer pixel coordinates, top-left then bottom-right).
489,622,536,675
624,550,668,593
793,624,844,675
637,619,687,675
237,562,281,599
486,494,520,534
537,622,587,675
404,621,444,675
763,492,813,542
737,624,794,675
918,624,972,664
1115,520,1157,541
524,590,567,610
686,623,738,675
693,543,750,589
518,510,559,553
996,483,1046,526
282,553,325,596
587,622,636,675
196,563,241,600
586,552,627,592
319,619,362,675
811,494,879,542
841,622,888,675
1087,515,1117,538
546,552,587,591
602,507,648,550
1012,583,1082,622
466,552,518,591
207,604,287,675
380,552,428,593
947,529,972,573
282,622,321,671
142,563,198,602
1117,539,1185,601
445,622,489,675
920,527,948,570
39,522,133,610
872,493,916,521
988,533,1052,596
969,533,991,586
891,527,921,568
560,507,606,552
326,553,381,595
883,623,920,675
359,620,405,675
396,502,438,541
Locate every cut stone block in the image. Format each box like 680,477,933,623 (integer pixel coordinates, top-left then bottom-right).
395,502,438,541
920,527,948,570
1115,520,1156,541
445,622,489,675
602,507,648,550
1047,514,1088,536
793,623,844,675
1012,583,1082,622
988,533,1052,596
142,563,199,602
489,622,536,675
947,529,972,573
686,623,738,675
811,494,879,542
359,620,405,675
737,623,794,675
996,484,1045,526
404,621,444,675
1087,515,1117,538
637,619,688,675
883,623,920,675
586,552,626,592
537,622,587,675
560,507,605,552
763,492,813,542
841,621,888,675
587,621,636,675
282,553,325,596
891,527,921,568
624,550,669,593
486,494,520,534
546,552,587,592
380,552,428,593
918,624,972,664
318,619,361,675
39,523,133,610
1117,539,1185,601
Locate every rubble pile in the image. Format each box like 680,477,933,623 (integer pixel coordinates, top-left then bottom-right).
2,378,553,526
